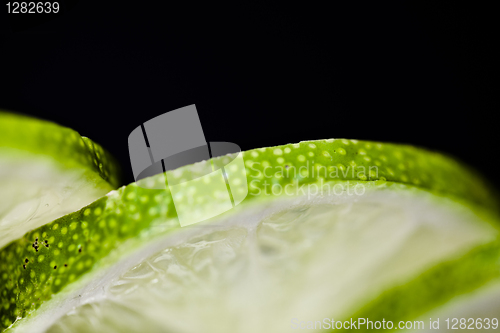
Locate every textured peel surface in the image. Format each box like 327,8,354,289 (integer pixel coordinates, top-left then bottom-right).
0,133,499,331
0,112,120,187
0,111,120,250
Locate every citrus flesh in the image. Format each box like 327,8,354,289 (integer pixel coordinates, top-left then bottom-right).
43,185,500,333
0,112,120,250
0,114,499,332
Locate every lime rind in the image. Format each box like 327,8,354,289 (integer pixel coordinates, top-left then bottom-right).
0,111,120,188
236,139,499,212
1,136,499,330
343,238,500,332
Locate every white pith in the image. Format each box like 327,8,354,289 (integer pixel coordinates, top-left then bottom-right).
9,184,498,333
0,148,114,249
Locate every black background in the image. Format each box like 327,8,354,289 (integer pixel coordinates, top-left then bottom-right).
1,1,498,187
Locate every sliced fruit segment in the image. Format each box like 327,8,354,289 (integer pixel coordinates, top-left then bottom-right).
42,184,500,333
0,112,120,250
0,137,499,332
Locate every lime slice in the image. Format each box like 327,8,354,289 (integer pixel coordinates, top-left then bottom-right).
0,111,120,250
0,132,499,332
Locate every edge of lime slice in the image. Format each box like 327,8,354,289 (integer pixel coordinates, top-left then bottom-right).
1,134,499,330
0,111,120,188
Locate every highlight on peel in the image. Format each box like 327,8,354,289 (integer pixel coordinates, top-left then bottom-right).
1,113,499,332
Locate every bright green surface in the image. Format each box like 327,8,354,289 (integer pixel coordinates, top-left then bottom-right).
0,111,120,188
